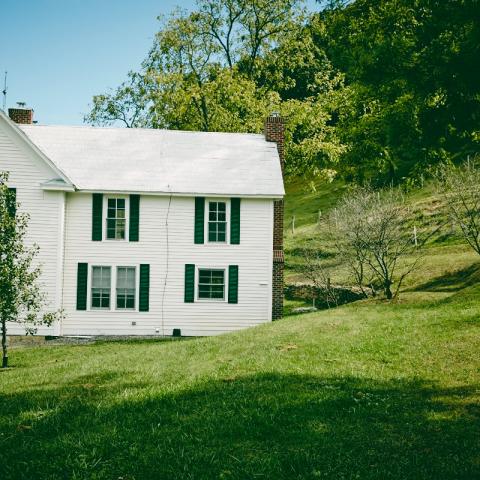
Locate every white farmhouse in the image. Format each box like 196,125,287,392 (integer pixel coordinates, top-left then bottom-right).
0,107,285,337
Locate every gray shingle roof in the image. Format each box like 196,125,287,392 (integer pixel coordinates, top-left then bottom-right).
18,124,284,197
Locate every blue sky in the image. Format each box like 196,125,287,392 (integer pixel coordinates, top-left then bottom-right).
1,0,321,125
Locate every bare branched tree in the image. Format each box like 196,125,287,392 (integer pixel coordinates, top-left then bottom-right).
331,186,422,300
301,249,339,308
435,159,480,255
329,201,372,298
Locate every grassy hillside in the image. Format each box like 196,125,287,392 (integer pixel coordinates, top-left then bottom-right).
1,179,479,479
1,279,479,479
283,177,477,287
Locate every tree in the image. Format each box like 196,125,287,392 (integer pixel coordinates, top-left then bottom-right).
301,249,339,308
312,0,480,184
0,173,62,368
331,186,421,299
86,1,305,130
435,159,480,255
84,71,150,128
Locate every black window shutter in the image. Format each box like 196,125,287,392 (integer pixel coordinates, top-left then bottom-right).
76,263,88,310
228,265,239,304
129,194,140,242
7,188,16,217
230,198,241,244
92,193,103,241
194,197,205,244
184,264,195,303
139,264,150,312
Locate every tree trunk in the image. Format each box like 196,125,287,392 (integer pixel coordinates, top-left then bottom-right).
1,319,7,368
385,283,393,300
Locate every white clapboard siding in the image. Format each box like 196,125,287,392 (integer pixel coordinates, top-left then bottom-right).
62,193,273,336
0,119,63,335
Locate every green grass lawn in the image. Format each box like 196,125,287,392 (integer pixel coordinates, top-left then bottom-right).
1,179,479,479
284,177,475,285
1,271,480,479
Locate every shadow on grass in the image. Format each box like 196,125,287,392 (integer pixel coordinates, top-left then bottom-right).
1,372,479,480
414,262,480,293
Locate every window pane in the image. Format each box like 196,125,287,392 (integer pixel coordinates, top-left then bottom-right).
116,268,135,309
116,294,125,309
92,267,102,285
106,198,127,240
126,295,135,309
102,268,111,287
92,291,101,308
199,271,211,283
101,292,110,308
116,220,125,239
92,267,111,309
211,271,224,283
198,269,224,300
126,268,135,287
207,201,227,243
117,267,126,287
211,287,224,299
107,219,116,239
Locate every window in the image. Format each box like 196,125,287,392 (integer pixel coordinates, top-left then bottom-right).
198,269,225,300
106,198,126,240
91,266,111,309
116,267,136,309
208,201,227,242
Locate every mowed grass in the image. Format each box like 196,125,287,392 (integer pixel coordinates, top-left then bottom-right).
1,179,479,479
1,273,480,479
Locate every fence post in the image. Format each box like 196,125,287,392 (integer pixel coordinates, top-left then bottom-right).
291,215,295,234
413,225,418,247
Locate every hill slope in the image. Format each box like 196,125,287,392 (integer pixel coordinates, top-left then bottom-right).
1,278,480,479
1,179,479,479
283,177,478,290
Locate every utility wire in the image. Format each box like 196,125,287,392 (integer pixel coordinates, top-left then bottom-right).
161,192,172,336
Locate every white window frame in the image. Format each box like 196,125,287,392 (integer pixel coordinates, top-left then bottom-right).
87,264,139,312
104,195,129,241
196,266,228,302
90,265,112,310
205,198,230,244
115,266,137,311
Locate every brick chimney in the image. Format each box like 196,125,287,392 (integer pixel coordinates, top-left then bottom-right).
265,112,285,320
8,102,34,124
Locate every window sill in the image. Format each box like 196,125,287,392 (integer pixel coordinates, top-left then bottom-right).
196,298,227,303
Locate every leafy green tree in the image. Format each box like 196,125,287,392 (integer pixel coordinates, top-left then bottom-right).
0,173,62,368
86,1,305,130
313,0,480,183
84,71,149,128
86,0,480,185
